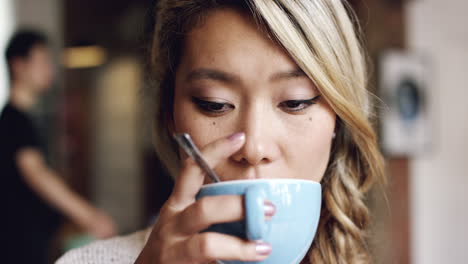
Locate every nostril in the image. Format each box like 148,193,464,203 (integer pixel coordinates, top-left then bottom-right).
230,155,247,165
244,157,270,166
240,157,249,165
231,147,273,166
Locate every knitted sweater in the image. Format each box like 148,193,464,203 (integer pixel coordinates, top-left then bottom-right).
55,228,151,264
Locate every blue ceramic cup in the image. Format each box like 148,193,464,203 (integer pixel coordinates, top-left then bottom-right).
196,179,322,264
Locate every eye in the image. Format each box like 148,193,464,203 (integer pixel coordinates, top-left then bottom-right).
278,95,321,113
191,96,235,115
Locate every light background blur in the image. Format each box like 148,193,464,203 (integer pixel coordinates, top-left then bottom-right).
0,0,467,263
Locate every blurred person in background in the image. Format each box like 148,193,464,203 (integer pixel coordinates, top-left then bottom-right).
0,29,117,264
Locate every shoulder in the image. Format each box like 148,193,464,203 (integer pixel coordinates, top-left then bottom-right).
1,104,27,121
0,104,32,132
55,228,151,264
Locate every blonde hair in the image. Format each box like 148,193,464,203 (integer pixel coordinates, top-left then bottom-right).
147,0,385,263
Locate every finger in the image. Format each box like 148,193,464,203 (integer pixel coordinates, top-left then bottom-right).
177,196,277,235
169,132,245,209
183,232,272,263
176,195,244,234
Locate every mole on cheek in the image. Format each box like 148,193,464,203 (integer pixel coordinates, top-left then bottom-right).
309,117,312,121
212,121,216,125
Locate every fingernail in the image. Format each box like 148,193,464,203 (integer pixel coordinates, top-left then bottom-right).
228,132,245,143
255,241,272,256
264,201,276,217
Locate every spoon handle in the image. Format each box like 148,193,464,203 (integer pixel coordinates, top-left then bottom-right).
173,133,221,183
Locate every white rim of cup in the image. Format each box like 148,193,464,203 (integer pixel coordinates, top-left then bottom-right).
201,178,320,188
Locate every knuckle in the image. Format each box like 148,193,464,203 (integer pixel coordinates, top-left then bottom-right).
194,197,211,220
197,233,216,259
157,222,172,238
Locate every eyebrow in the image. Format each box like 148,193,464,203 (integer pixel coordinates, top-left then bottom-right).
186,68,241,84
185,68,307,84
269,68,306,81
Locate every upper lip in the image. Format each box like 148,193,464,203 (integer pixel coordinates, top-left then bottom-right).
219,167,268,180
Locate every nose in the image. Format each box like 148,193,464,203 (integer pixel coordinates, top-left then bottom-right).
231,103,280,166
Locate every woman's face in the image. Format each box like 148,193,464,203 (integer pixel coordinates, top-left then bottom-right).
173,8,336,183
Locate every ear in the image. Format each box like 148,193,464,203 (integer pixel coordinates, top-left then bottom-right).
333,115,340,139
10,57,27,79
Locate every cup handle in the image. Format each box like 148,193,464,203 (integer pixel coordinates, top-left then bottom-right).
245,186,267,241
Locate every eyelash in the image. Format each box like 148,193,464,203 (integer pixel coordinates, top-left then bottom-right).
191,95,321,115
191,97,234,114
278,95,321,112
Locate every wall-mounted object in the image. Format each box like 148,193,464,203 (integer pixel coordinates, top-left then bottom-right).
379,50,432,156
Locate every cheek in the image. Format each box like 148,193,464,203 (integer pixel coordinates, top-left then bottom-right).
31,63,52,85
173,97,223,149
284,106,335,181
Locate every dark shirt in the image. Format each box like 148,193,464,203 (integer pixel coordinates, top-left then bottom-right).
0,103,61,263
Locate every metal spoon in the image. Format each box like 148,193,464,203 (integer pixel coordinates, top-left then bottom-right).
172,133,221,183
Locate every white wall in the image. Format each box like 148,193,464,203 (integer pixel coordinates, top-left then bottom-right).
406,0,468,263
0,0,15,109
14,0,62,38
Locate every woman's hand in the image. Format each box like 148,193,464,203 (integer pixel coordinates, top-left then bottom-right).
135,132,272,264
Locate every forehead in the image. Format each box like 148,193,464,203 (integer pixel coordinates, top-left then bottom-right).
178,8,298,77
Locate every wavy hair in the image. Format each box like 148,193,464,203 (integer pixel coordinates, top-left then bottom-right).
146,0,386,263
